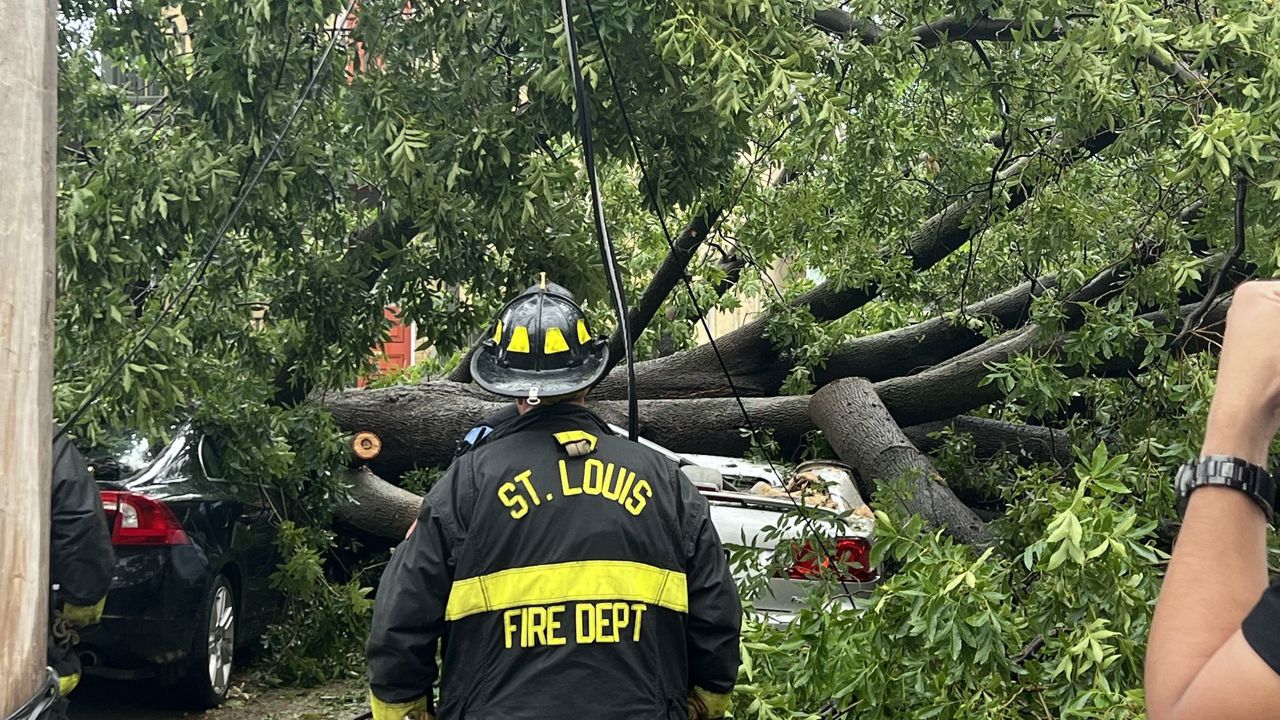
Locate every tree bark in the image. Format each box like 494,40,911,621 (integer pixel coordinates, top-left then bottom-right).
335,467,422,541
811,378,988,545
903,416,1073,467
323,382,815,480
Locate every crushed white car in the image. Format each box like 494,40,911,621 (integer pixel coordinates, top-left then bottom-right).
620,428,879,624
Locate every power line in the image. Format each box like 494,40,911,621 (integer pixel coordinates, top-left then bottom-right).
559,0,639,440
56,1,359,443
580,0,860,597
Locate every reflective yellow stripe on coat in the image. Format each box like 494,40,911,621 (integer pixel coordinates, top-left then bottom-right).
445,560,688,621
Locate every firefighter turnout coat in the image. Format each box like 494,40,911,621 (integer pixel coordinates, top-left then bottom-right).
366,403,741,719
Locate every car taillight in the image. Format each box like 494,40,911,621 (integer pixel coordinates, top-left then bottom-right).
785,537,875,582
100,490,190,546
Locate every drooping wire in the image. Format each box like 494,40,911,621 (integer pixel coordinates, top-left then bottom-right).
558,0,639,441
55,1,360,443
580,0,858,597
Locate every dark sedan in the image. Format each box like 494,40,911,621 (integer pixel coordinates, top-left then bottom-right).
78,425,279,707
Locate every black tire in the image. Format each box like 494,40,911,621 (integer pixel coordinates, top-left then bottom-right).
178,573,236,709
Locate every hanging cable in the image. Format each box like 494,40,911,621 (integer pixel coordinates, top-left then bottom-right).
55,0,359,443
580,0,858,597
558,0,639,441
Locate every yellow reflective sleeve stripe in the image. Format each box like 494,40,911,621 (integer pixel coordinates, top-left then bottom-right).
369,691,430,720
507,326,530,353
58,672,80,697
492,320,503,344
577,319,591,345
691,686,731,718
544,327,570,354
445,560,688,621
552,430,597,452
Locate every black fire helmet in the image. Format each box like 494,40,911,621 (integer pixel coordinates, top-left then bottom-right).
470,277,611,401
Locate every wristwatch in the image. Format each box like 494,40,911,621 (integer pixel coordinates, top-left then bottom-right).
1175,455,1276,524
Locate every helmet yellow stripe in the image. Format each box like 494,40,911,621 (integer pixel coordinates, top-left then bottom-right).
492,320,503,344
544,327,570,354
507,326,530,353
577,320,591,345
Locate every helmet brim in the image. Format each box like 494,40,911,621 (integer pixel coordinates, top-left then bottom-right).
470,343,611,399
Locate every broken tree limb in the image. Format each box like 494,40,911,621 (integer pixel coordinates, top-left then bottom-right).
334,467,422,540
811,378,988,545
902,416,1072,467
594,128,1119,400
605,206,723,374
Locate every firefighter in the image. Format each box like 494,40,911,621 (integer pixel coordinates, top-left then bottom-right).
48,427,115,718
366,279,741,720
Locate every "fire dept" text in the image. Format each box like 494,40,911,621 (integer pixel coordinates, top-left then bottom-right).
502,601,648,649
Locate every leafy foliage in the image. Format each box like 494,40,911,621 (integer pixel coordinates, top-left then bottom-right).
56,0,1280,712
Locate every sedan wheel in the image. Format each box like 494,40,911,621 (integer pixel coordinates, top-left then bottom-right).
207,581,235,697
179,574,236,708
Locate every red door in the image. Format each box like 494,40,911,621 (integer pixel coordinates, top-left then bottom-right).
359,306,414,386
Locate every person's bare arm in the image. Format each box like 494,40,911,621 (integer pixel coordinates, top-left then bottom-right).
1146,281,1280,719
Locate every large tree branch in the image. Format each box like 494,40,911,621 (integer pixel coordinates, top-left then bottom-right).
592,127,1119,400
605,206,723,374
903,416,1073,467
876,297,1232,427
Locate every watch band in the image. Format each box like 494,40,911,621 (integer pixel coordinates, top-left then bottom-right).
1175,455,1276,523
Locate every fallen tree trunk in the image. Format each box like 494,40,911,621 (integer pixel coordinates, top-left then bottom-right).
811,378,988,545
327,298,1230,481
326,379,1076,481
331,408,1050,544
324,382,815,480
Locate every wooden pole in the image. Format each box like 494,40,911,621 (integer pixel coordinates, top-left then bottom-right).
0,0,57,713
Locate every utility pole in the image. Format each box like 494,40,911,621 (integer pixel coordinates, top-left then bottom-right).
0,0,57,715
